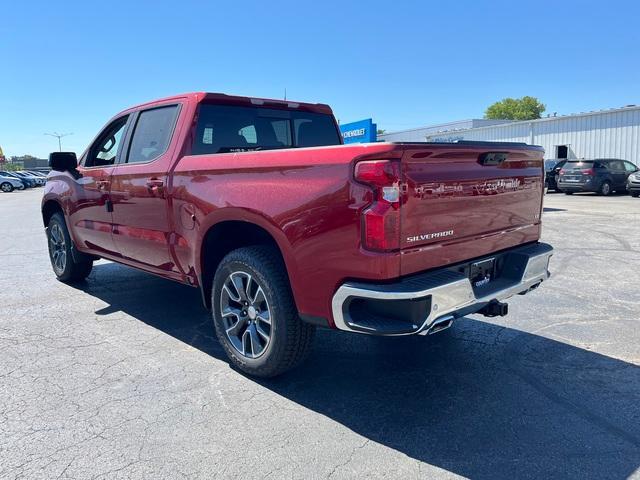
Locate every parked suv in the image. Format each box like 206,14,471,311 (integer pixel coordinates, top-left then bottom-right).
558,159,638,195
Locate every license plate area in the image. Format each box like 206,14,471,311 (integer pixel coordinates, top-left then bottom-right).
469,258,496,289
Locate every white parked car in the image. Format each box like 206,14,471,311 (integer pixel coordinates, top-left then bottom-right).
0,174,26,192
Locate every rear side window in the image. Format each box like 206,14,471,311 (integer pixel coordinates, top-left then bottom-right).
127,105,179,164
608,160,624,171
192,104,340,155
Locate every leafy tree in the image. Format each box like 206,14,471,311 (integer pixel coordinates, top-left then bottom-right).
485,96,545,120
377,129,386,135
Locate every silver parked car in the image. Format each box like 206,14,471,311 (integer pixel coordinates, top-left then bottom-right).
0,174,26,192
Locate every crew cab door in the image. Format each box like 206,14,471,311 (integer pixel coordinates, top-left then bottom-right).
70,115,130,256
109,103,183,275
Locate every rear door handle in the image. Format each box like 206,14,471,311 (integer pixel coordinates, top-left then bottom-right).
146,178,164,193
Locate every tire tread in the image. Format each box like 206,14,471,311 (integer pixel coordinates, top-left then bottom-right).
212,245,314,377
48,213,93,283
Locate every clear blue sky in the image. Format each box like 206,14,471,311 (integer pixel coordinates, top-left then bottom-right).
2,0,639,158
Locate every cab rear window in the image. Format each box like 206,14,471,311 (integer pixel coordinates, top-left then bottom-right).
192,104,340,155
565,161,594,168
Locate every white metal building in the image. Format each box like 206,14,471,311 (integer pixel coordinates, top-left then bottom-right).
379,105,640,166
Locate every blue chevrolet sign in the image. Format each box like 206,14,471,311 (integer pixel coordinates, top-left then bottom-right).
340,119,377,144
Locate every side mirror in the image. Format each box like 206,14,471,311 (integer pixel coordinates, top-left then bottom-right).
49,152,77,172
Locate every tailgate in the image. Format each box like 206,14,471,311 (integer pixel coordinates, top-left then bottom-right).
559,161,593,183
399,142,544,276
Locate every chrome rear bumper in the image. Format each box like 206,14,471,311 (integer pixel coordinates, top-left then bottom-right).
331,242,553,336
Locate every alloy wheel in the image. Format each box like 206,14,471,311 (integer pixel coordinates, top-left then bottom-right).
49,223,67,275
219,271,272,359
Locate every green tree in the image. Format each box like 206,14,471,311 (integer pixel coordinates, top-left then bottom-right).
485,96,546,120
377,129,386,135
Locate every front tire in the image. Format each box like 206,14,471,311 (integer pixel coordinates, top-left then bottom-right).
1,182,14,193
211,246,314,377
47,213,93,282
632,192,640,198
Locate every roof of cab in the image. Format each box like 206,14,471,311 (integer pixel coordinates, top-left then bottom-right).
125,92,334,115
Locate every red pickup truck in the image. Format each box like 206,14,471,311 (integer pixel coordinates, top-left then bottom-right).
42,92,553,377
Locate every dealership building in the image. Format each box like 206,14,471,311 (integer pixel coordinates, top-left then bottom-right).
379,105,640,166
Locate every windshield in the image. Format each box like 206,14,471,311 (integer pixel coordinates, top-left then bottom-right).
192,104,341,155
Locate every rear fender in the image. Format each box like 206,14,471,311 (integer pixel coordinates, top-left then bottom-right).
196,208,300,306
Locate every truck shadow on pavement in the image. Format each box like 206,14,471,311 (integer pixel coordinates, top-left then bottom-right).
81,263,640,480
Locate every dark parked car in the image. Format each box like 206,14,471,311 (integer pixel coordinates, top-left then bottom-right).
627,170,640,197
558,159,638,195
0,171,33,188
544,159,567,192
13,171,45,186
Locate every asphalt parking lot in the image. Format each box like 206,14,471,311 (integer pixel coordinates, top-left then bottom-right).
1,189,639,480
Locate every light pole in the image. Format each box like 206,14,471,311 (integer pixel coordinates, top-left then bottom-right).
44,132,73,152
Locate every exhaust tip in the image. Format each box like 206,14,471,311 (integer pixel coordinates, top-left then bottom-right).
424,315,454,335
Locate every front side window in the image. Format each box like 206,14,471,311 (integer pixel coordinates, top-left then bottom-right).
127,105,179,164
86,116,128,167
624,161,638,172
192,104,340,155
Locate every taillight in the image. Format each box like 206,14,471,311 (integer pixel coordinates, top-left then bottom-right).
581,168,594,175
354,160,401,251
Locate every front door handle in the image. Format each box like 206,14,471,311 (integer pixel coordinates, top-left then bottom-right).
96,179,110,190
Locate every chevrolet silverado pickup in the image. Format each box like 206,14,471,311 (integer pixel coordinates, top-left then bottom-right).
42,92,553,377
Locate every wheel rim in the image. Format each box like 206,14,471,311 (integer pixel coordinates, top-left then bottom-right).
219,271,272,359
1,183,10,192
602,183,610,195
48,223,67,275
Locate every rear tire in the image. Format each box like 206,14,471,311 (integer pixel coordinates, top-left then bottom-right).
599,181,612,196
564,191,573,195
211,245,315,377
47,213,93,282
1,182,13,193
